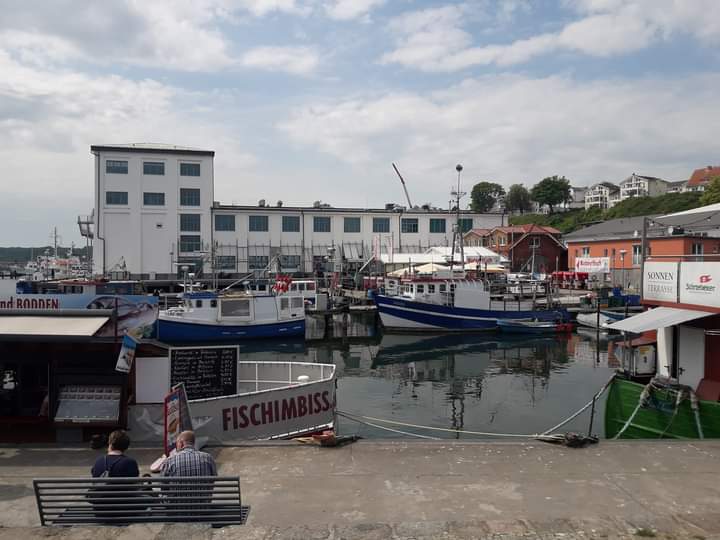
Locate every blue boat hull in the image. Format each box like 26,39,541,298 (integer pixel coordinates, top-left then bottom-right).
157,318,306,343
376,295,569,332
497,322,558,334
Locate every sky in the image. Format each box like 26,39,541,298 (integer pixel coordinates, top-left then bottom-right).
1,0,720,246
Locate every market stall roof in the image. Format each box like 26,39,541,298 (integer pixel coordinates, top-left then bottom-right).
0,315,110,337
606,307,712,333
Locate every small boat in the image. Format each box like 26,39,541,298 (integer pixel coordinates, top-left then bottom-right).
605,376,720,439
497,319,573,334
157,290,305,342
576,310,626,330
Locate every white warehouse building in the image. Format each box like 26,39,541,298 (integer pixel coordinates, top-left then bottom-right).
90,144,504,279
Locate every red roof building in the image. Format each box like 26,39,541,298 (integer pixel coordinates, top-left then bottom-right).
687,165,720,191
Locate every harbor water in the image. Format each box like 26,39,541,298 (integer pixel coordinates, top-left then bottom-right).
232,313,618,440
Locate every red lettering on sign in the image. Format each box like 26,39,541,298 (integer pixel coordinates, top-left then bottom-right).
261,401,273,424
297,396,307,417
238,405,249,428
321,391,331,411
250,403,261,426
281,398,297,420
222,408,232,431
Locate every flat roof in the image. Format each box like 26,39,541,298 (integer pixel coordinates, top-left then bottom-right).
91,143,214,157
0,315,110,337
213,204,500,216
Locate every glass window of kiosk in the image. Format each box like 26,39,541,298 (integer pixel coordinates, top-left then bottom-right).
0,358,49,418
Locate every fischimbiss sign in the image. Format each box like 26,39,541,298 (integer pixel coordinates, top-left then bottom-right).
575,257,610,273
643,261,679,302
643,261,720,308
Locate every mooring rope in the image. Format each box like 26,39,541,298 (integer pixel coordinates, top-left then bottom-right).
337,411,441,440
338,373,617,441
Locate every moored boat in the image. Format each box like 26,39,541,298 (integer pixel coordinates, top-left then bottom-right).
497,319,573,334
157,291,305,342
576,310,626,330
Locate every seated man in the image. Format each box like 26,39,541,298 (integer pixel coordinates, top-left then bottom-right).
161,431,217,518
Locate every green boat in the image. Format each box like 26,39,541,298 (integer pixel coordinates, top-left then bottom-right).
605,377,720,439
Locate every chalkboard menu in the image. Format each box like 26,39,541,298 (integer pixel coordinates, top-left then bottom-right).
170,347,238,400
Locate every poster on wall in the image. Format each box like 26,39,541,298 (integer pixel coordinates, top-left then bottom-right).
643,261,679,303
163,383,193,456
679,261,720,308
115,334,138,373
575,257,610,273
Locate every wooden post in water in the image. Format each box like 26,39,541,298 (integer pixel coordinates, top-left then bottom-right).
518,282,522,311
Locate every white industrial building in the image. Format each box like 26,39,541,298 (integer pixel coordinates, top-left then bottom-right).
89,144,504,279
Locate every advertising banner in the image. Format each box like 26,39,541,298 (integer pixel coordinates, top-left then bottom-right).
679,262,720,308
574,257,610,273
188,378,336,443
642,261,679,303
0,292,158,338
163,383,193,456
115,334,138,373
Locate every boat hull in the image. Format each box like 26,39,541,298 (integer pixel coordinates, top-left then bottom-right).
157,317,305,342
375,295,569,332
605,378,720,439
497,320,569,334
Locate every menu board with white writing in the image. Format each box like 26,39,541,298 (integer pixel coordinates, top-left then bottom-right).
170,347,238,400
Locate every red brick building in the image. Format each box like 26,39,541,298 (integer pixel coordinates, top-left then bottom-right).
686,165,720,192
464,224,567,273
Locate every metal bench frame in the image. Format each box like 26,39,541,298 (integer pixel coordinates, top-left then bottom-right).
33,476,250,526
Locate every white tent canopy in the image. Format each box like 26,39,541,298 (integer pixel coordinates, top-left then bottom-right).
606,307,712,333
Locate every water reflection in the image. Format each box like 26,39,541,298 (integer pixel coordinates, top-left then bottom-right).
228,320,621,439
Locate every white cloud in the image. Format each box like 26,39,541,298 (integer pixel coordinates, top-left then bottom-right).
279,73,720,204
382,0,720,72
324,0,385,21
241,46,320,74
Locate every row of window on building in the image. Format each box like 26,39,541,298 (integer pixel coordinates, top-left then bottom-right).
106,160,201,177
105,189,201,206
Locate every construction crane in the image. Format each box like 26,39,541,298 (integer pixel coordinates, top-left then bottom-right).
391,162,413,208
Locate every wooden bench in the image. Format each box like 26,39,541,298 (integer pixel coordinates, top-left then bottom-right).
33,476,250,526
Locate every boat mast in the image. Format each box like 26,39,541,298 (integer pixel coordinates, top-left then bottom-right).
450,164,465,274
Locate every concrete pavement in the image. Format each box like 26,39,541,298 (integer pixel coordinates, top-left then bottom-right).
0,440,719,538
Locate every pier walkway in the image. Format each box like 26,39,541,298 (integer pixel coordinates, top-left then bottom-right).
0,440,719,539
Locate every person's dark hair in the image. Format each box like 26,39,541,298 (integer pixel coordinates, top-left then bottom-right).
108,430,131,452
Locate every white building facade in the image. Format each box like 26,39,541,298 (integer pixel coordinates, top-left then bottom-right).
91,144,215,278
618,174,668,200
91,144,503,278
585,182,619,210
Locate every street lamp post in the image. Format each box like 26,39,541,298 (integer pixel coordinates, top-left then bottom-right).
619,250,627,290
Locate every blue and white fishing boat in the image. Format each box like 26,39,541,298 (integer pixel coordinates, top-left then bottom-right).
376,276,569,333
157,290,305,342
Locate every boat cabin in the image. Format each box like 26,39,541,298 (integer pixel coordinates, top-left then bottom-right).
177,291,305,323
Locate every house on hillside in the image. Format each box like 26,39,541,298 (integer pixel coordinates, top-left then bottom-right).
618,174,669,200
463,225,567,273
686,165,720,192
533,186,586,214
667,180,687,193
585,182,620,210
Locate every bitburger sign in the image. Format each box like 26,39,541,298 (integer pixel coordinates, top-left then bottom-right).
642,261,678,302
575,257,610,273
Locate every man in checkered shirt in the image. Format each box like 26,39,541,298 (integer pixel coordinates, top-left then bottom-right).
161,430,217,515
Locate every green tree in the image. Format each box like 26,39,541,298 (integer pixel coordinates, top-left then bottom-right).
530,175,571,213
505,184,533,214
699,176,720,206
470,182,505,213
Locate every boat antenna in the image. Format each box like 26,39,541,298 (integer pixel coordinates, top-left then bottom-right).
392,163,413,208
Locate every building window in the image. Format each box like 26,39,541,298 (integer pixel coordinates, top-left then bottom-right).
401,218,418,233
344,217,361,233
603,248,608,257
105,191,128,205
574,249,579,257
106,160,128,174
248,255,269,269
373,218,390,233
499,236,506,246
180,163,200,177
180,188,200,206
281,255,301,269
692,243,704,256
458,218,473,233
249,215,269,232
179,235,201,253
216,255,236,270
180,214,201,232
143,192,165,206
314,216,331,233
429,218,446,234
612,248,616,258
582,247,590,257
215,215,235,231
143,162,165,175
530,237,540,248
282,216,300,232
632,245,642,265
